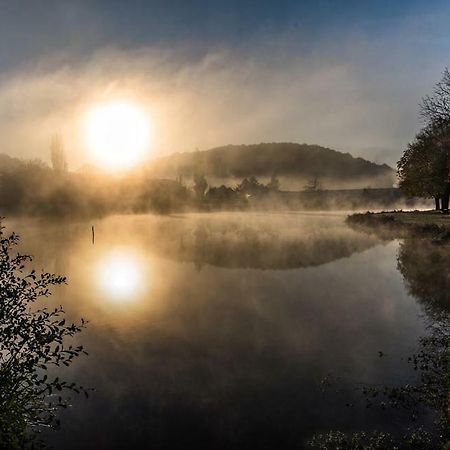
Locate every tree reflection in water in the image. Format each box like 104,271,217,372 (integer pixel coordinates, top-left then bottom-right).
398,238,450,315
311,239,450,450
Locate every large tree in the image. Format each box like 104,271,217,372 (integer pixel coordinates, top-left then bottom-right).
397,124,450,210
417,69,450,211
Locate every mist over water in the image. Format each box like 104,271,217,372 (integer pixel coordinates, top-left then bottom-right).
2,2,450,447
5,212,430,449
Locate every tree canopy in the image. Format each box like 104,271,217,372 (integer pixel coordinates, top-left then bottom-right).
398,68,450,211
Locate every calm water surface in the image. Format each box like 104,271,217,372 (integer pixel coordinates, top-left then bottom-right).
7,212,429,449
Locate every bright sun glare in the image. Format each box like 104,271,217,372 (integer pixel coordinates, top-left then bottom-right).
84,101,151,170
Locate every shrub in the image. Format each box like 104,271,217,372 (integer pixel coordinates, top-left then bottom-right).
0,223,87,449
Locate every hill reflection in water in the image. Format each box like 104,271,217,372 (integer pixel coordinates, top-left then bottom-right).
174,215,381,270
87,212,381,271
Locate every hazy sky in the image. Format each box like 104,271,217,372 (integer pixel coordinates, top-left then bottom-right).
1,0,450,168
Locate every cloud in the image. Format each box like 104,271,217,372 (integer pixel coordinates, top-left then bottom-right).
0,9,448,169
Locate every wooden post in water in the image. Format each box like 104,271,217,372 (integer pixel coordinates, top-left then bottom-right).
92,225,95,245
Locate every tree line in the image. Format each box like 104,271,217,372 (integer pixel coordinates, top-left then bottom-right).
0,149,283,217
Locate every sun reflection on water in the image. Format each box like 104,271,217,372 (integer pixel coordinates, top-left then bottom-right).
95,247,145,302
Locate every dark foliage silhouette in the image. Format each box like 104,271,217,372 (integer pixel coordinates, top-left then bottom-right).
0,223,87,449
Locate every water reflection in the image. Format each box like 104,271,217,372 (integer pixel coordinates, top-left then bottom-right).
310,239,450,448
182,222,379,269
397,238,450,315
95,247,145,302
150,212,382,270
4,213,427,450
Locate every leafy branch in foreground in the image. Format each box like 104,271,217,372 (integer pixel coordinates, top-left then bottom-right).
0,223,88,449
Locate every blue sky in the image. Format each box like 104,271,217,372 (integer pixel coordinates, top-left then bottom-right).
0,0,436,67
0,0,450,167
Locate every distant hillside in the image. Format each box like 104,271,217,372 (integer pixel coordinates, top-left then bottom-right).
147,143,395,189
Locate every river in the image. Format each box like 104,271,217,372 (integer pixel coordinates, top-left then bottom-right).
5,212,433,449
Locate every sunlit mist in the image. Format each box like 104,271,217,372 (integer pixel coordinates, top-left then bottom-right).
83,101,151,170
95,247,145,301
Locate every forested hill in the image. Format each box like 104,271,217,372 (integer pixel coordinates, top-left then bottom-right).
147,143,395,187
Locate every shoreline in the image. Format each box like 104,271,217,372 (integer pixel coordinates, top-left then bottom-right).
347,210,450,241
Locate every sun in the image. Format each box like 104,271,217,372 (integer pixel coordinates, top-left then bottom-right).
83,101,151,170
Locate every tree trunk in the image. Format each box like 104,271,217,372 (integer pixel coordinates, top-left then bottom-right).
442,194,450,213
442,182,450,213
435,196,441,210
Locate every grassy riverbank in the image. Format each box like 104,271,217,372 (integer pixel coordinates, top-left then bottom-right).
347,210,450,240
